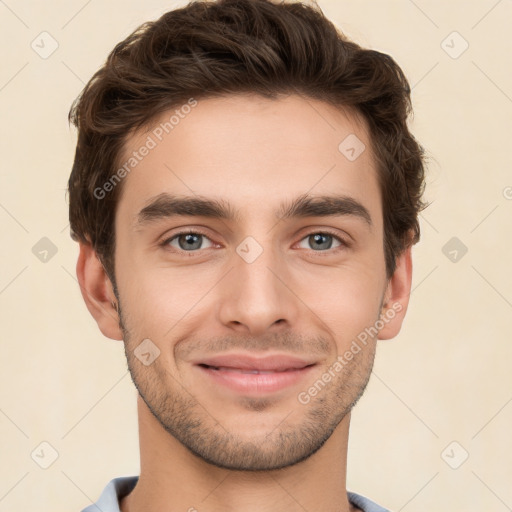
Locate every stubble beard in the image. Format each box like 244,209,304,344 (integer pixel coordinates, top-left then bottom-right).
117,298,377,472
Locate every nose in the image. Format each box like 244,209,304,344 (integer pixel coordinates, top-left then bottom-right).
216,243,300,337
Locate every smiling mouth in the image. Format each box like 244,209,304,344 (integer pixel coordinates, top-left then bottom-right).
198,363,315,374
192,352,319,394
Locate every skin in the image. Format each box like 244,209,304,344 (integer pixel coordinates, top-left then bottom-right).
77,93,413,512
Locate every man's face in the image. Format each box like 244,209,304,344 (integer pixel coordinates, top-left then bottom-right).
112,94,391,471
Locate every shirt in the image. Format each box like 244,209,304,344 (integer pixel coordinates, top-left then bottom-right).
81,476,392,512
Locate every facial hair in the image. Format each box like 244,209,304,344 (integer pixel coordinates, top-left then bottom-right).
116,295,379,472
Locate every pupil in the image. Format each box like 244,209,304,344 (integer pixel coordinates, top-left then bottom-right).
181,233,201,250
312,233,331,250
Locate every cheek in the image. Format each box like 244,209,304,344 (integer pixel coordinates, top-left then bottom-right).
117,261,216,339
303,266,384,344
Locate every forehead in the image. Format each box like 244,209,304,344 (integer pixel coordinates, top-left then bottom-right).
116,93,382,227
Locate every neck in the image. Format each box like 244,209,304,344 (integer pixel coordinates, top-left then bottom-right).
121,396,358,512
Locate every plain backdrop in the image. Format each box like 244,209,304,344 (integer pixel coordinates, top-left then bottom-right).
0,0,511,510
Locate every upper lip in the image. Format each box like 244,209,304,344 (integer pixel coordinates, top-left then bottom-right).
193,353,317,371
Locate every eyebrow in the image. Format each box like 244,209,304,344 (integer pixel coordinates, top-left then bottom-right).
134,192,372,229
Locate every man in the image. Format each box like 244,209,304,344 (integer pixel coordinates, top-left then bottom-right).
68,0,427,510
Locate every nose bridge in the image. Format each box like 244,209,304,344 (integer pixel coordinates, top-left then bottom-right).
217,235,298,334
239,240,280,295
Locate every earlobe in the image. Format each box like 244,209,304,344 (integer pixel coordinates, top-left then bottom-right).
76,241,123,341
378,245,413,340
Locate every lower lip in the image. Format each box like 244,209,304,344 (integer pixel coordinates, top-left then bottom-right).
196,365,316,394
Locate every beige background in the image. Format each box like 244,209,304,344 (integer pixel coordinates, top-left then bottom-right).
1,0,511,510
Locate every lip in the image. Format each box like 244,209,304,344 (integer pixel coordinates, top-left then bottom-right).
193,353,317,394
194,353,316,371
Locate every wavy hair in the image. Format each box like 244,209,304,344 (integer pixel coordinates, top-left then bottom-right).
68,0,428,281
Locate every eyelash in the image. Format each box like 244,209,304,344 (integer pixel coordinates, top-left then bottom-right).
159,229,350,255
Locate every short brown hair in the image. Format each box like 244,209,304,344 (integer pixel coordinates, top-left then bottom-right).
67,0,427,283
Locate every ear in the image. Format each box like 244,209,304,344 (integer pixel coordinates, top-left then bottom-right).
378,245,413,340
76,241,123,341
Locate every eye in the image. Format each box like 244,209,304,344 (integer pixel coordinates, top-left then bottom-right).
160,229,349,255
163,231,215,252
297,231,347,252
